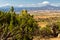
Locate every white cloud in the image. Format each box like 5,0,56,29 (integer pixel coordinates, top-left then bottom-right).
13,2,60,7
18,4,24,7
18,2,46,7
0,3,10,7
0,1,60,7
50,3,60,7
50,4,57,6
18,4,37,7
42,1,50,5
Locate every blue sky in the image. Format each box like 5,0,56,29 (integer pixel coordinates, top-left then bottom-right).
0,0,60,7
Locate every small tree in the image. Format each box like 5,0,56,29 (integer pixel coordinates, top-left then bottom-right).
10,6,14,12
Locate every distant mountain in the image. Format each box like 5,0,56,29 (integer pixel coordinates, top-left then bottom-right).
39,5,60,10
14,5,60,12
0,5,60,12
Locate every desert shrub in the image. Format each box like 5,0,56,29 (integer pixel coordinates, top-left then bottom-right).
56,22,60,31
0,7,39,40
39,22,59,38
40,26,52,38
46,23,59,37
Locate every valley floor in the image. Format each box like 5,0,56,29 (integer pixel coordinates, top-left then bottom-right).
33,37,60,40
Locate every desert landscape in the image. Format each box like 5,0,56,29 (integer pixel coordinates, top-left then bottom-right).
29,10,60,27
29,10,60,40
0,0,60,40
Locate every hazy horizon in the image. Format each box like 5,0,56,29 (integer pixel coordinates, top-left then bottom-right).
0,0,60,7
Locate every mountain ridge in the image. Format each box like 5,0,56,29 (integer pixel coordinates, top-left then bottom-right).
0,5,60,12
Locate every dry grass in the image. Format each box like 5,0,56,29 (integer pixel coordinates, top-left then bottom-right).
50,38,60,40
33,37,60,40
38,22,48,27
33,13,60,27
